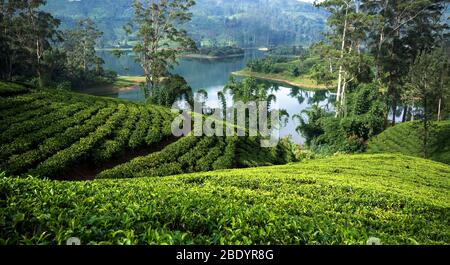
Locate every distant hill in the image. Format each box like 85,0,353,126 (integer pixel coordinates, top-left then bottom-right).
43,0,328,48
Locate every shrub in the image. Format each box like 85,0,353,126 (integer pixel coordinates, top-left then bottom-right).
368,121,450,164
145,108,164,145
295,83,386,154
0,81,29,97
97,136,200,179
0,103,86,144
128,107,152,149
0,104,102,161
2,105,117,175
93,105,140,163
30,104,128,178
212,137,238,170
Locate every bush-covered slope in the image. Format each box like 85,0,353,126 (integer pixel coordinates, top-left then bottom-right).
368,121,450,164
0,88,176,178
1,154,449,245
0,85,295,179
0,81,30,97
97,136,295,179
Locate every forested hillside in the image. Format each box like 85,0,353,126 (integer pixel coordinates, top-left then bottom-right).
43,0,328,47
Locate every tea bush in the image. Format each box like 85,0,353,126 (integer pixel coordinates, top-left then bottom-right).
1,154,448,245
0,88,177,178
0,104,103,161
128,107,151,149
93,105,140,163
30,104,129,177
368,121,450,164
0,81,29,97
97,135,296,179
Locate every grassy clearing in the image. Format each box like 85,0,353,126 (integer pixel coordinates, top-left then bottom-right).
232,69,331,90
1,154,449,245
78,76,145,95
114,76,146,88
368,121,450,164
105,76,146,90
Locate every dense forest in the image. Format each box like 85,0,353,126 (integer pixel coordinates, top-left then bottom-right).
236,0,450,158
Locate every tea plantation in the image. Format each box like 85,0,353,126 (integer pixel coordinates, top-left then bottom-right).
0,84,177,179
368,121,450,165
0,83,294,180
1,154,449,245
1,83,449,245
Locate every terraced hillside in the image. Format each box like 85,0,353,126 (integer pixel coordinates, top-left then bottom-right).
0,82,295,180
368,121,450,165
1,154,449,245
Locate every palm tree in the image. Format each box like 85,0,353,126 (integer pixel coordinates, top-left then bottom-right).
196,89,208,101
289,87,306,105
223,77,277,107
195,89,208,114
217,91,227,118
220,77,284,133
292,104,327,146
279,109,290,128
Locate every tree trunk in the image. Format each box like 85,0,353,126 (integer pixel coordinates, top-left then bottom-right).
83,39,87,72
336,65,343,112
437,97,441,121
423,98,428,158
375,0,389,80
375,25,385,80
144,72,151,98
37,66,44,88
406,106,412,122
335,2,349,118
391,100,397,126
402,106,408,122
383,97,389,129
8,56,12,80
342,78,348,117
36,39,43,88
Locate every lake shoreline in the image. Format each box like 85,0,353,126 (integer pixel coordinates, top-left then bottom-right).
86,72,332,94
180,53,246,60
231,70,332,90
95,48,247,60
